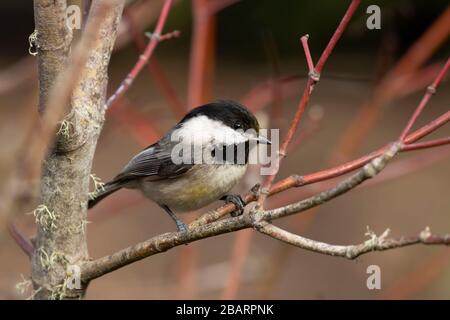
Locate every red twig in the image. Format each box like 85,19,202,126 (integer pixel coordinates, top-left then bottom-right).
220,0,362,299
390,5,450,77
262,31,283,122
257,0,361,208
363,149,450,188
332,6,450,159
187,0,217,108
125,10,185,118
399,58,450,140
187,0,240,109
270,114,450,195
175,220,199,299
106,0,174,109
147,57,185,117
241,75,301,112
398,63,446,98
146,30,180,42
314,0,361,74
404,110,450,144
109,98,162,145
270,54,450,194
177,0,241,298
287,107,324,152
221,229,253,299
8,223,33,258
300,35,314,74
402,137,450,152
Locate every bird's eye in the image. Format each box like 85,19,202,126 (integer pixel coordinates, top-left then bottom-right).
233,123,242,130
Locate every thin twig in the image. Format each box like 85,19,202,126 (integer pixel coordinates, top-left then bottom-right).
256,0,362,209
333,5,450,158
402,137,450,152
260,142,402,221
8,223,33,258
399,57,450,140
187,0,217,108
125,10,185,117
106,0,174,109
257,224,450,260
115,0,181,51
404,110,450,144
300,35,314,74
193,98,450,228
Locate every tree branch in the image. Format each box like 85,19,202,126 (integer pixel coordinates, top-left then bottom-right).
80,142,414,281
190,108,450,228
259,142,401,222
257,224,450,260
81,214,252,281
191,55,450,226
106,0,175,109
399,57,450,140
256,0,362,208
402,137,450,151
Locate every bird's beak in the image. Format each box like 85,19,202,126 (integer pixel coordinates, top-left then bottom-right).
257,135,271,145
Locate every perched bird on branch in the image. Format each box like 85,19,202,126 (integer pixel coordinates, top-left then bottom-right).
88,100,270,232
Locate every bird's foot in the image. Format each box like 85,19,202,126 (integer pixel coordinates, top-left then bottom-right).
221,194,245,217
160,204,189,234
175,220,189,233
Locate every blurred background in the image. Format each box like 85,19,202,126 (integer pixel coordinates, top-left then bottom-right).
0,0,449,299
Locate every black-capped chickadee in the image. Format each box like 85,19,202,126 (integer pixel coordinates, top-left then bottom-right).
88,100,271,232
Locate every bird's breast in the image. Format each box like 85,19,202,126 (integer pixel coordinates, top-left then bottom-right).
139,164,248,212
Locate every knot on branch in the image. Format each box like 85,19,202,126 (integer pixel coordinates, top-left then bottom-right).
363,142,402,178
419,226,432,242
145,32,162,41
145,30,180,42
251,217,269,231
249,201,272,230
426,85,437,95
364,226,391,246
345,227,391,259
308,70,320,82
259,187,270,197
292,174,305,187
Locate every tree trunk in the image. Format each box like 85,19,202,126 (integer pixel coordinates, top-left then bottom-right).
31,0,124,299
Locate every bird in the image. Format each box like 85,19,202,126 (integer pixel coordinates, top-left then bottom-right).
88,100,271,232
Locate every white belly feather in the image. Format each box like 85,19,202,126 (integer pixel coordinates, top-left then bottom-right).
138,164,247,212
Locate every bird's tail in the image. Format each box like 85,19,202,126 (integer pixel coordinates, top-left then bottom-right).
88,180,123,209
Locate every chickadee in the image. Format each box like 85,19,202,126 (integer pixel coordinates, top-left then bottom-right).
88,100,270,232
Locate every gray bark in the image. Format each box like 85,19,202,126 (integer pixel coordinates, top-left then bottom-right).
31,0,125,299
34,0,73,114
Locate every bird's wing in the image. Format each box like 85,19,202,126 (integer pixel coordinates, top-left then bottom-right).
113,141,193,182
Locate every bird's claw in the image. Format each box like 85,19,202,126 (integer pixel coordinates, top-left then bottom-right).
176,220,189,233
221,194,245,217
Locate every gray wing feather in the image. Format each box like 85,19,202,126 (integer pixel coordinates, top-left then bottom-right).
113,141,193,182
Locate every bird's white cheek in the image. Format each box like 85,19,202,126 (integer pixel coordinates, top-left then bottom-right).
174,116,247,145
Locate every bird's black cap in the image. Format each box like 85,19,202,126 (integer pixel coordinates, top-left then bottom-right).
180,100,260,132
